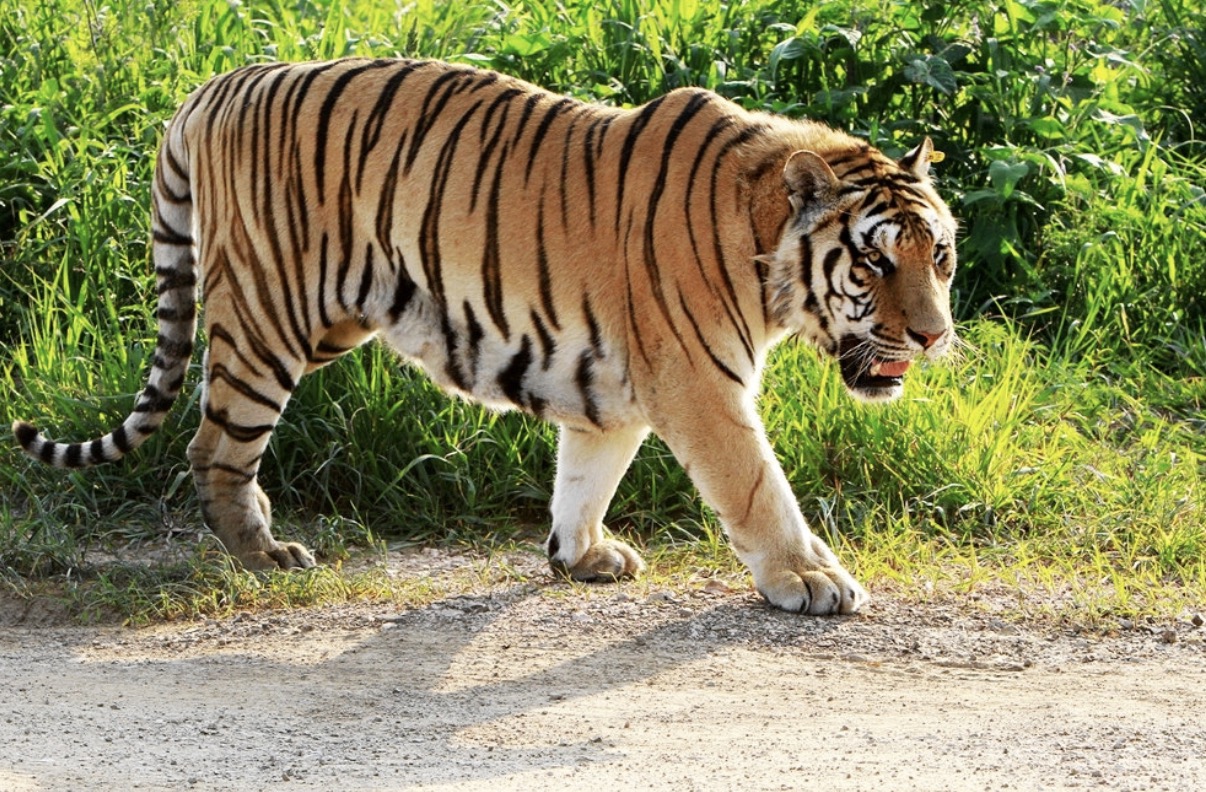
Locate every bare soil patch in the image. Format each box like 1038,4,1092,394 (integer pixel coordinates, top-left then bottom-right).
2,548,1204,791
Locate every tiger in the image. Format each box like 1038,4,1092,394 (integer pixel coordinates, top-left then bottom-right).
13,58,957,615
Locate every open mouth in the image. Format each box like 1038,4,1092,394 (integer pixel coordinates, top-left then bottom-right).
838,337,912,396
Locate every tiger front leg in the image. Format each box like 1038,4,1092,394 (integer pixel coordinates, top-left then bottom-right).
545,423,649,581
654,401,869,615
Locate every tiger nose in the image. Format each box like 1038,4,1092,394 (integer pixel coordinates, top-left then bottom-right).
906,327,946,349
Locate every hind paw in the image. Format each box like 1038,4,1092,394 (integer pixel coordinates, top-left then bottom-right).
239,542,317,571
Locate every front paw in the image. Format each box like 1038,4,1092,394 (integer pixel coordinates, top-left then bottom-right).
755,561,869,615
550,538,645,582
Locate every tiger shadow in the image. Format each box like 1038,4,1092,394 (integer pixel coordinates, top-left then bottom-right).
299,575,854,784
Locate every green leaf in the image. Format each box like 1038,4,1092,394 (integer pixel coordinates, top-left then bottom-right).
769,36,805,79
988,160,1030,199
902,54,957,94
1025,117,1066,139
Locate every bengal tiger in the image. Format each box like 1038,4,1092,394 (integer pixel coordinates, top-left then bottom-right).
13,58,957,615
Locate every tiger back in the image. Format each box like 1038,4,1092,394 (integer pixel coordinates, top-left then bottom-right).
14,59,957,615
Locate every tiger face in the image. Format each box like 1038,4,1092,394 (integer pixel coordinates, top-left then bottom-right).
769,139,958,402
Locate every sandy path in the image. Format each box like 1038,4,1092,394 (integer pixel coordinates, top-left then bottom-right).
2,551,1204,791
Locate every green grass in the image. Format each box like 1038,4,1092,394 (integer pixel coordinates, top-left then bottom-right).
1,0,1203,624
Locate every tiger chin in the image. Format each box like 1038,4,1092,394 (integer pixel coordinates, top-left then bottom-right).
13,59,957,616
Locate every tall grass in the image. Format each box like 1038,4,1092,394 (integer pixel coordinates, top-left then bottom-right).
1,0,1202,618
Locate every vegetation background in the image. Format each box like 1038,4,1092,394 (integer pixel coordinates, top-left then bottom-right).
0,0,1202,621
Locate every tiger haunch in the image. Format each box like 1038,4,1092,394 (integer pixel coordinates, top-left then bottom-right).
14,59,957,610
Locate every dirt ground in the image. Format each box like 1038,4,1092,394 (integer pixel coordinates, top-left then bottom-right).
1,548,1204,791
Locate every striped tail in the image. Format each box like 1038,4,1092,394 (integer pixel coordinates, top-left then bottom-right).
13,123,197,468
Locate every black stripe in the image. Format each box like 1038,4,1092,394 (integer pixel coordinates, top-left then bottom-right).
314,340,352,357
112,424,133,454
89,438,106,464
419,98,485,319
133,384,176,413
157,304,196,323
441,315,469,391
39,440,55,464
706,124,765,363
317,233,332,328
209,364,286,412
203,462,256,483
388,260,417,322
405,67,473,175
287,107,313,254
511,92,544,150
582,115,615,228
470,88,523,212
156,334,194,360
288,62,339,182
799,235,815,297
13,422,37,449
315,61,391,198
624,219,653,370
615,96,666,235
468,70,500,93
356,244,375,309
208,324,296,394
375,131,408,259
65,443,82,467
530,309,556,370
163,143,189,184
481,140,510,338
826,144,873,171
261,71,313,352
154,167,190,204
335,152,355,312
575,351,602,427
822,247,844,283
640,92,710,349
534,192,560,330
464,301,484,382
154,224,194,245
257,68,290,232
156,266,196,295
357,60,423,190
224,214,304,361
582,295,603,357
498,335,533,407
679,292,744,386
204,404,275,443
525,97,575,185
558,111,583,228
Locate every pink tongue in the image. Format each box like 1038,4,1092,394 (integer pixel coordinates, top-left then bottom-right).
877,360,912,377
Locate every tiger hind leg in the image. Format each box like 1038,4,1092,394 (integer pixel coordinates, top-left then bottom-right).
546,423,648,581
186,344,315,571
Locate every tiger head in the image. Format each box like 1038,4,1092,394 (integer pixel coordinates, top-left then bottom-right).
766,137,958,403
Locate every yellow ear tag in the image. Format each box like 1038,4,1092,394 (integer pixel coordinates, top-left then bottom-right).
927,150,946,163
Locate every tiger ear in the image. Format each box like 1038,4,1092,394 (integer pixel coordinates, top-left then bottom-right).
899,136,936,179
783,150,840,211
